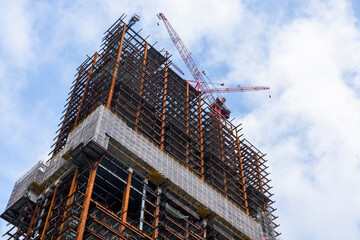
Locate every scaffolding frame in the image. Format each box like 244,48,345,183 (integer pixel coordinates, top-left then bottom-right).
2,16,279,240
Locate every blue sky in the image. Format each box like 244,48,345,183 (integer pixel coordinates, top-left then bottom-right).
1,0,360,239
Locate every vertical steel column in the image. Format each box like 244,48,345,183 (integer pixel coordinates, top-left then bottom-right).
152,188,161,239
255,154,264,194
201,220,207,240
255,154,267,214
53,66,84,156
58,169,79,239
185,83,190,169
74,52,98,128
198,95,204,180
219,117,227,199
67,169,79,205
202,229,207,240
40,187,58,239
119,168,133,233
76,155,104,240
139,179,148,231
160,65,169,150
135,42,149,132
106,24,127,110
235,127,249,215
24,202,40,240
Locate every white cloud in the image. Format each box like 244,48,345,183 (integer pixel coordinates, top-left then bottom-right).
0,0,35,67
1,0,360,239
236,0,360,239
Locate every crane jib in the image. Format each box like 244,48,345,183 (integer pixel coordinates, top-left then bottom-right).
158,12,270,119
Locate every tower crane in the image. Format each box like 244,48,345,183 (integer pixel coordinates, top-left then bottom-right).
202,85,270,117
157,13,269,119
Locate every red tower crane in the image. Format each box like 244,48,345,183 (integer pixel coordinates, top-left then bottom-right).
157,13,269,118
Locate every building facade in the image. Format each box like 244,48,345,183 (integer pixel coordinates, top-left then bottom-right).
1,16,279,240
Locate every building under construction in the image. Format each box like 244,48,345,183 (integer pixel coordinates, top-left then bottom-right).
1,15,279,240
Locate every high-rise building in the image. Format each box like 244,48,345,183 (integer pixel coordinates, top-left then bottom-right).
1,16,279,240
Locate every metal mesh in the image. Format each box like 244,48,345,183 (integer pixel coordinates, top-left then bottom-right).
64,105,264,240
4,150,69,211
6,105,264,239
5,160,45,210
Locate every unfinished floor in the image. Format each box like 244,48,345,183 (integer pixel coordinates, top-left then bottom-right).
1,15,279,240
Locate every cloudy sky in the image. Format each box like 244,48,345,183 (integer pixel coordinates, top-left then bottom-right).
1,0,360,239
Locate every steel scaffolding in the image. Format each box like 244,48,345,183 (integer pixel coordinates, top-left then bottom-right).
1,16,279,240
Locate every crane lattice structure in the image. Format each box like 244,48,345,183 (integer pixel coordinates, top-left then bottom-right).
157,12,269,118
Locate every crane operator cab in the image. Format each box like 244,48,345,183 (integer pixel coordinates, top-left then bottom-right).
211,97,231,119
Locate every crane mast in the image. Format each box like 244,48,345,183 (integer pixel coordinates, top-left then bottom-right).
157,13,269,119
157,13,215,103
